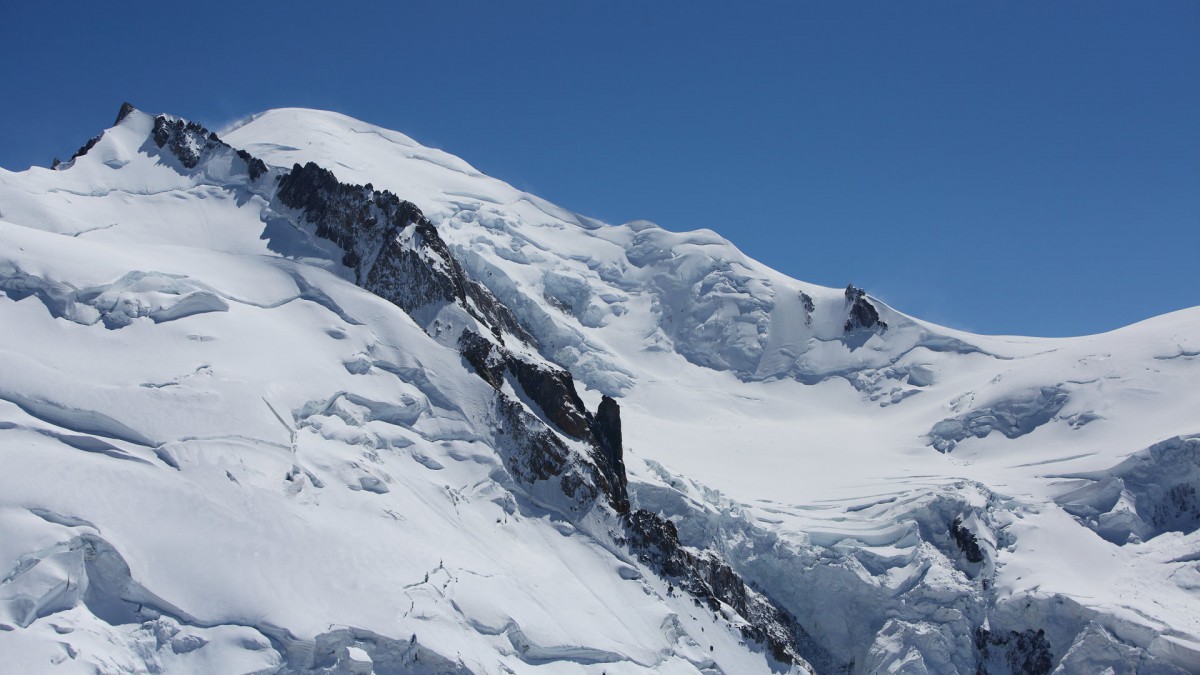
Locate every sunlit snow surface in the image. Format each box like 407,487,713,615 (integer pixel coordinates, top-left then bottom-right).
0,107,1197,673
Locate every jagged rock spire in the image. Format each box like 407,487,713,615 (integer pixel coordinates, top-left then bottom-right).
114,102,137,126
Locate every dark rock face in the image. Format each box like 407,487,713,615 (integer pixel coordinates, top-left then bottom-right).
458,330,507,390
277,162,531,345
844,284,888,332
458,330,630,513
627,511,746,614
235,149,268,181
69,134,102,163
273,159,623,513
495,391,605,509
952,516,985,563
276,160,633,515
276,162,420,279
365,233,459,310
591,396,628,510
149,114,265,182
152,117,224,169
518,369,627,511
114,102,137,126
392,218,531,343
507,357,592,438
799,291,815,326
462,335,608,509
976,628,1054,675
800,292,815,314
495,397,574,486
626,510,829,670
628,512,690,574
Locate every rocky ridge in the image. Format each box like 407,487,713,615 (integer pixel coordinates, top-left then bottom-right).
132,104,828,670
1,103,1197,674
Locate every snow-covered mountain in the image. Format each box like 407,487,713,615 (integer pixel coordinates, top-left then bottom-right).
1,104,1197,674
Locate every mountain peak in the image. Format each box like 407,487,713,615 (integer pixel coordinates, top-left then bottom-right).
2,104,1198,674
114,101,138,126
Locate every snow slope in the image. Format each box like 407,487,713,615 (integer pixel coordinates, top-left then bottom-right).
0,105,1197,674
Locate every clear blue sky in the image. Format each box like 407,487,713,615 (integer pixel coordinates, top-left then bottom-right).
3,2,1197,336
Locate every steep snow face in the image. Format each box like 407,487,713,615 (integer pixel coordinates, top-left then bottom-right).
1,105,1198,674
0,109,812,674
223,109,981,402
224,109,1200,672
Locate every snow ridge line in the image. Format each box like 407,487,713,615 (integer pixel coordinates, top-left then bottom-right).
157,105,833,671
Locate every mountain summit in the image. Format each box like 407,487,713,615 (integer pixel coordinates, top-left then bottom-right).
1,105,1197,674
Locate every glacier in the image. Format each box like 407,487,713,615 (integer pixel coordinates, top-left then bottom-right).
0,104,1197,674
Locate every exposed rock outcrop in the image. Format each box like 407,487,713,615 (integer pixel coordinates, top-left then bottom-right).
68,134,102,163
151,117,224,170
952,516,985,564
114,101,137,126
592,395,628,509
274,159,617,514
55,104,267,180
505,356,592,438
147,113,267,180
277,162,530,344
625,509,827,670
799,290,815,326
976,628,1054,675
459,330,629,513
844,284,887,332
493,394,599,508
276,162,421,281
236,149,268,181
